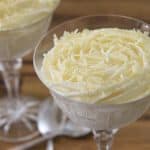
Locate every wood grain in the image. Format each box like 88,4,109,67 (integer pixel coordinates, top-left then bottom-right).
0,0,150,149
3,120,150,150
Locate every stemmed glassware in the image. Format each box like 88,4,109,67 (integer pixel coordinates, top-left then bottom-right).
34,15,150,150
0,11,56,142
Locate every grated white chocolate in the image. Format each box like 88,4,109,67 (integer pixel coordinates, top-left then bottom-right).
0,0,60,30
41,28,150,104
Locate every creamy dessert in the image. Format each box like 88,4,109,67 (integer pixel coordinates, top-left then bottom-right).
0,0,60,60
0,0,60,30
41,28,150,104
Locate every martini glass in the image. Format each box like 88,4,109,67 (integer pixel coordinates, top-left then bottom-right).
0,12,56,142
34,15,150,150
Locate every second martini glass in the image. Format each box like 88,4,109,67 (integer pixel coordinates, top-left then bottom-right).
0,13,53,142
34,15,150,150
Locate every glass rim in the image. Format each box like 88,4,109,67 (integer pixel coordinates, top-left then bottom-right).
44,14,148,35
34,14,150,107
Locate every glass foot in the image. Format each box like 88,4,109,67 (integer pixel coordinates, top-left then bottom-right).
0,96,40,142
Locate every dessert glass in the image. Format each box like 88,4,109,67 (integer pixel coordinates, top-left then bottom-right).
34,15,150,150
0,14,53,142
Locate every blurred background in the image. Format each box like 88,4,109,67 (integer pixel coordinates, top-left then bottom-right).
0,0,150,150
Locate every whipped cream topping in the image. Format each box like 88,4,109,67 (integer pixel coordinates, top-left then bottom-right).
41,28,150,104
0,0,60,30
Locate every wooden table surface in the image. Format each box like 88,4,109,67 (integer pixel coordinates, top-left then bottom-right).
0,0,150,150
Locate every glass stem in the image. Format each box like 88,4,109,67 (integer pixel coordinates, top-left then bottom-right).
93,129,118,150
0,59,22,105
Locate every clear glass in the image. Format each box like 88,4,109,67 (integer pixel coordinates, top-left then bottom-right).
34,15,150,150
0,14,53,142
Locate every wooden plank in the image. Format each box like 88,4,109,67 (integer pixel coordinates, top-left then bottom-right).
55,0,150,22
4,120,150,150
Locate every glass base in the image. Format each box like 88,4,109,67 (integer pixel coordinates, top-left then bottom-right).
0,96,40,142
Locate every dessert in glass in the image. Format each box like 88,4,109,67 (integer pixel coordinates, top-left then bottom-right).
34,15,150,150
0,0,60,142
